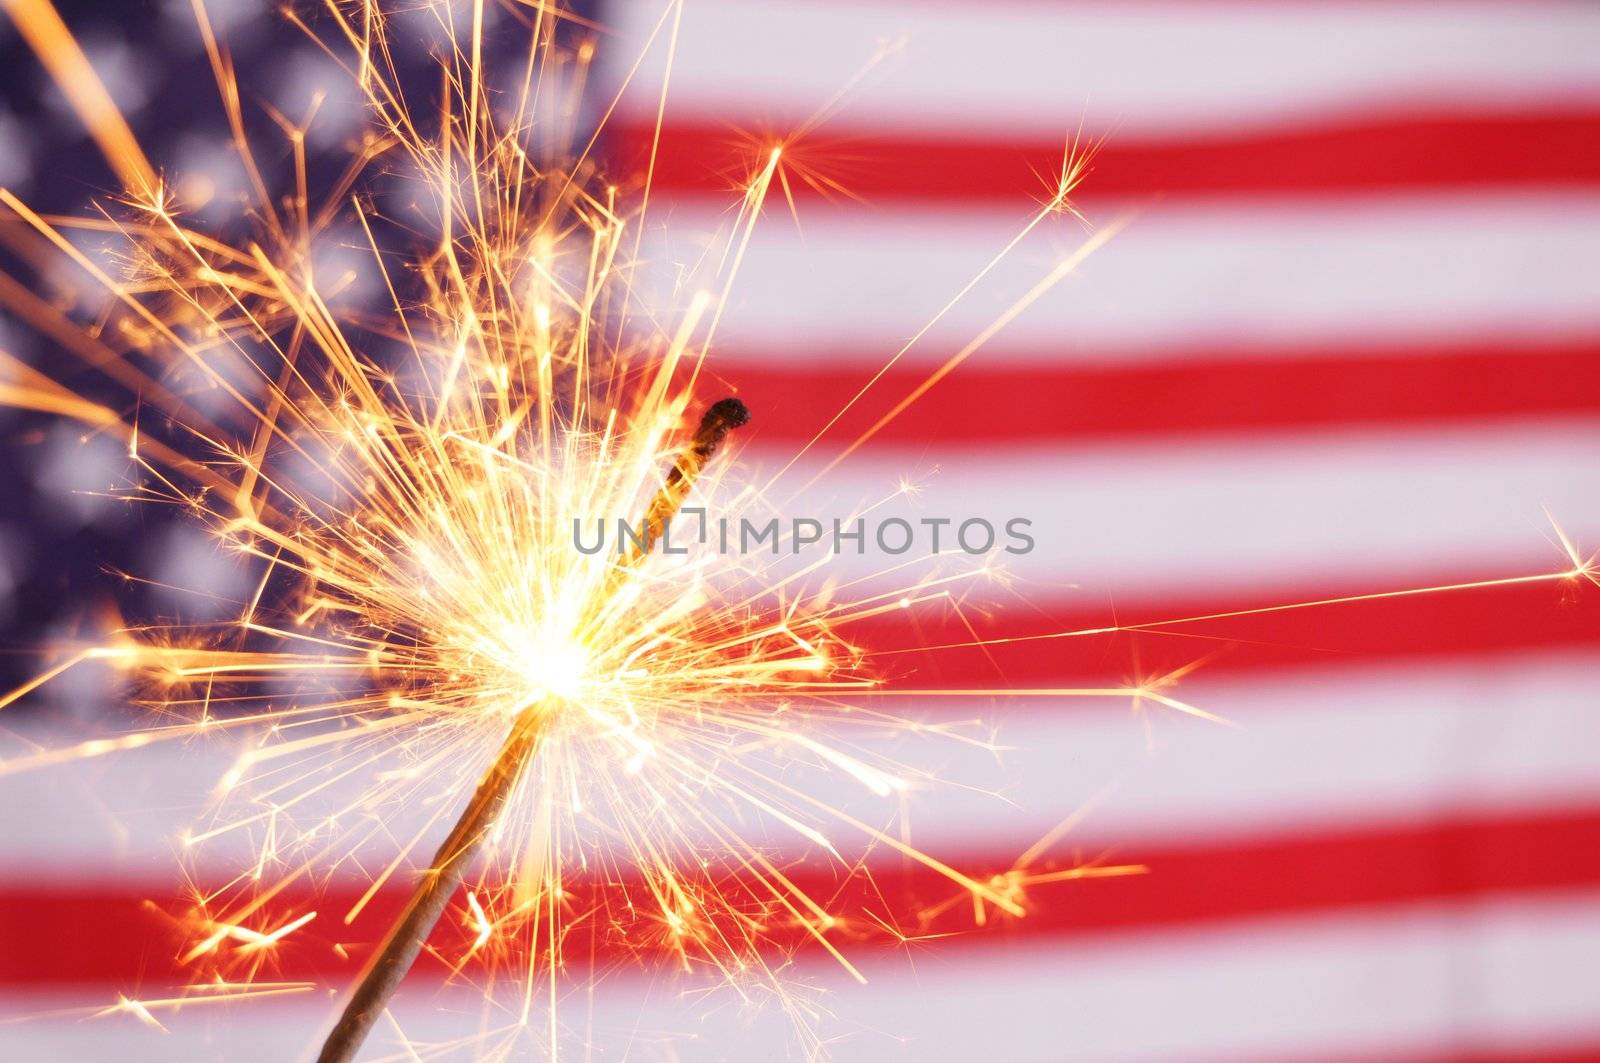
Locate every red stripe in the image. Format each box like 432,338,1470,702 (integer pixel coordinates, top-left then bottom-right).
3,806,1595,987
1344,1049,1600,1063
610,107,1600,202
717,341,1600,446
849,572,1598,687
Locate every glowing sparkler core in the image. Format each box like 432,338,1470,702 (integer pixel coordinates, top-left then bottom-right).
515,634,592,704
318,398,749,1063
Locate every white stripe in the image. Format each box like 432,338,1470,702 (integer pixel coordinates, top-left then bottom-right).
898,650,1600,851
610,1,1600,137
644,193,1600,359
6,893,1599,1060
731,419,1600,593
4,651,1596,870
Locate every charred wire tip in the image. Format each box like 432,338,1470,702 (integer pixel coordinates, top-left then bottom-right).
703,397,751,432
686,397,750,461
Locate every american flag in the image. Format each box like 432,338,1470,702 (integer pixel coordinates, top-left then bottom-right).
2,2,1599,1060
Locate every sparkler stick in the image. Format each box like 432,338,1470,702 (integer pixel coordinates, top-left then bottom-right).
636,397,751,556
316,710,541,1063
317,399,750,1063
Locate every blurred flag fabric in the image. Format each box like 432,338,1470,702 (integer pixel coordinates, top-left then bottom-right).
598,2,1600,1061
3,2,1600,1061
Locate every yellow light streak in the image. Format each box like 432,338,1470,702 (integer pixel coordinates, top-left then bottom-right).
0,0,157,192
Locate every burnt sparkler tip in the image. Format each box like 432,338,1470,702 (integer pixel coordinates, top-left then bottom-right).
704,397,751,431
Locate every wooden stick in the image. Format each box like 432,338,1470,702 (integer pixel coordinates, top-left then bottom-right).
316,398,748,1063
637,398,750,554
314,709,541,1063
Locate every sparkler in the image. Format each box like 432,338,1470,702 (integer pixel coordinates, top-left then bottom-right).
0,0,1593,1059
0,2,1042,1052
318,397,748,1063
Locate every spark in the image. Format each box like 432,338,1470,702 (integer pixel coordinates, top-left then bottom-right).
21,980,321,1030
890,548,1598,657
465,890,493,951
0,0,156,192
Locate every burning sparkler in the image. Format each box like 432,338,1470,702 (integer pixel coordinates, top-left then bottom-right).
317,397,750,1063
0,1,1594,1060
0,1,1050,1052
